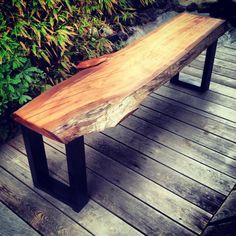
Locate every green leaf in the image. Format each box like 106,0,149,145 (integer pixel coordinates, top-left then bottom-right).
24,75,32,83
8,84,15,93
12,61,21,70
19,95,32,105
10,78,21,85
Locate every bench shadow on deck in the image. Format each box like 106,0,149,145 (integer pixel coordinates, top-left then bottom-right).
1,42,236,236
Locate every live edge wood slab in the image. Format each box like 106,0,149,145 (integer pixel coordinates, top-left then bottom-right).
13,13,227,144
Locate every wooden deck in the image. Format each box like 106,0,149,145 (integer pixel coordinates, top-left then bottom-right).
1,41,236,236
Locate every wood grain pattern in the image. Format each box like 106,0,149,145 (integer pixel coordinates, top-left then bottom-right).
0,202,40,236
134,106,236,160
85,132,225,214
103,125,236,195
0,167,91,236
154,86,236,124
143,95,236,141
13,13,227,143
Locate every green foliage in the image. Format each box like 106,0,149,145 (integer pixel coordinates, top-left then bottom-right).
0,46,45,142
0,61,45,115
0,60,45,142
0,9,46,142
1,0,155,81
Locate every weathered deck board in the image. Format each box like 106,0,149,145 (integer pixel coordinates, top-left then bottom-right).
177,73,236,99
121,116,236,177
166,73,236,107
200,51,236,68
42,140,213,234
103,125,236,195
190,58,236,79
134,106,236,159
153,93,236,128
143,96,236,141
85,132,225,214
0,202,40,236
182,66,236,88
217,45,236,57
202,188,236,236
155,86,236,123
224,42,236,50
10,135,209,234
166,78,236,107
151,93,236,129
0,167,92,236
208,51,236,64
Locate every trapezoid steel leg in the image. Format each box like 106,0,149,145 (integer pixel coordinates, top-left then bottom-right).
21,125,50,189
21,125,88,212
170,40,218,92
66,136,89,211
201,40,218,91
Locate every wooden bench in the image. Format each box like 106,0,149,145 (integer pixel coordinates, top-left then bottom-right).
13,13,227,212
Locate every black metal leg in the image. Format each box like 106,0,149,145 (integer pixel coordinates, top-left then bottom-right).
21,126,50,189
170,73,179,83
170,40,218,92
66,137,88,211
21,126,88,212
201,40,218,91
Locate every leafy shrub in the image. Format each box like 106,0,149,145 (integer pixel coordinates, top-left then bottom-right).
0,60,45,116
0,9,46,142
0,59,45,142
1,0,155,81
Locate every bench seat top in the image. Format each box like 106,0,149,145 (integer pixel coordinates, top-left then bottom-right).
13,13,226,144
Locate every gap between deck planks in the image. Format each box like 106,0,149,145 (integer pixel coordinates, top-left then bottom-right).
118,113,236,176
165,78,236,109
102,124,235,194
224,42,236,50
0,167,92,236
5,121,236,235
133,105,236,160
154,87,236,124
13,136,210,234
190,57,236,79
152,93,236,129
204,49,236,64
144,95,236,142
174,73,236,100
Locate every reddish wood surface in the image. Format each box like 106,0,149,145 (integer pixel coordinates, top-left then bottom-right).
13,13,227,144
